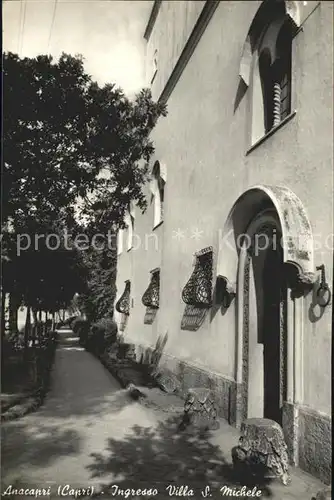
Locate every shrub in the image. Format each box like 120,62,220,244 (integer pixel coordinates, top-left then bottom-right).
67,316,77,328
87,317,118,355
71,317,89,345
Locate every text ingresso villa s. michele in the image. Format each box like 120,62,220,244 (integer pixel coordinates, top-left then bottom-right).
2,484,263,498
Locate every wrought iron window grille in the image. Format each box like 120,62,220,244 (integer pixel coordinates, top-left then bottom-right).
115,280,131,315
182,247,213,307
142,268,160,309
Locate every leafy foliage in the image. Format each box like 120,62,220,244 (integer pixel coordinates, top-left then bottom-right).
86,317,118,354
3,52,166,229
76,241,117,323
2,51,166,337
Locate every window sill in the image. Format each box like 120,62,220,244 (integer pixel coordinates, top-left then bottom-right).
246,110,296,156
153,220,164,231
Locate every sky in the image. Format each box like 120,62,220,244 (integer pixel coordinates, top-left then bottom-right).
3,0,153,327
3,0,153,96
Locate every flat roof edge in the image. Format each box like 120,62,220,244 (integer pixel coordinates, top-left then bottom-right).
144,0,162,41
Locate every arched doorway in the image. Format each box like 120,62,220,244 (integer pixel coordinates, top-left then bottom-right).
240,209,287,425
217,185,315,463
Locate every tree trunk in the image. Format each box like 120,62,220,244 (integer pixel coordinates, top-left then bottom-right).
24,305,31,352
51,312,55,332
38,310,42,321
14,306,18,334
8,293,18,336
32,308,38,346
1,289,6,340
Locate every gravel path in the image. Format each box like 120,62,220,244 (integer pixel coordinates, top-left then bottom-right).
1,331,326,500
1,332,167,497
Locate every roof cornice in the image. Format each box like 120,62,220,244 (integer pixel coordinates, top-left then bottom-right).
144,0,162,41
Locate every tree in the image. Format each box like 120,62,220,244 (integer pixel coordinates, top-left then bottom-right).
2,52,166,335
3,52,166,229
76,242,117,324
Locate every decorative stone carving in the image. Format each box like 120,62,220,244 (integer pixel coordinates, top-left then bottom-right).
311,488,332,500
216,275,236,308
180,388,220,431
127,383,146,401
284,261,315,298
118,343,136,361
231,418,291,485
155,372,180,394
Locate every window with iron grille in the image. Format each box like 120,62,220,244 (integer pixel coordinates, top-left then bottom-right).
182,247,213,307
245,1,297,145
151,49,158,84
142,269,160,309
275,21,292,122
115,280,131,315
258,18,293,135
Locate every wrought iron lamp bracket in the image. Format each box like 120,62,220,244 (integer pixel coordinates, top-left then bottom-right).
216,275,236,308
284,261,315,299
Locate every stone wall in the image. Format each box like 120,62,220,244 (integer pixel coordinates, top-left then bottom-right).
298,405,332,485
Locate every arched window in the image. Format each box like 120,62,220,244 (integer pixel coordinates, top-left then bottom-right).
125,203,135,251
150,161,166,228
237,0,309,145
117,203,135,254
274,21,293,122
251,9,294,143
259,49,274,133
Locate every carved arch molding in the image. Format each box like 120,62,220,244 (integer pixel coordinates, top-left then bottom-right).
217,184,316,297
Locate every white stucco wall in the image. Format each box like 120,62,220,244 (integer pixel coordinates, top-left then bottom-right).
116,1,332,415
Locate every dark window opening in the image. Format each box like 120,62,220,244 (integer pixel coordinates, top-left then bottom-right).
259,50,274,133
259,18,292,134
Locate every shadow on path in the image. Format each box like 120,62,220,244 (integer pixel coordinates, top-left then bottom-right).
1,421,81,474
37,345,134,419
1,339,135,491
87,415,273,499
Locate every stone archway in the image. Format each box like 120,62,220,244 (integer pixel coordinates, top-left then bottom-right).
217,185,315,463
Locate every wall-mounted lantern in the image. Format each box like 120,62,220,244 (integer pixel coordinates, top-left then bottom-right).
216,275,236,308
182,247,213,307
315,264,331,308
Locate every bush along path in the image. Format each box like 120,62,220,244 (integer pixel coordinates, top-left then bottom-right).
1,335,57,422
81,324,188,417
73,316,161,399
